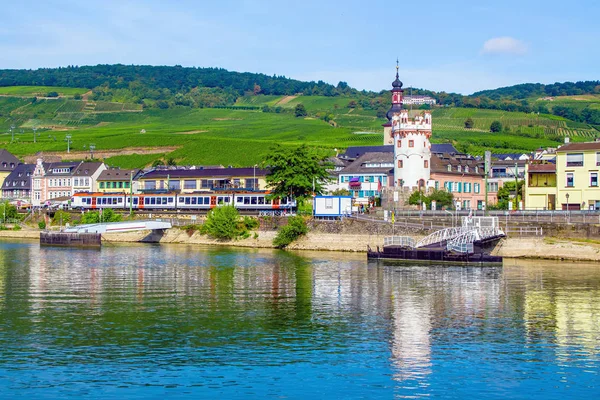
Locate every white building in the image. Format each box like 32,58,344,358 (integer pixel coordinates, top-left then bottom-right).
402,95,436,105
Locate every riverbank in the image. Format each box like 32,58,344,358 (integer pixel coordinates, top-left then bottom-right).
4,228,600,262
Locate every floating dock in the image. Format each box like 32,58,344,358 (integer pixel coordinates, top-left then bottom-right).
40,232,102,248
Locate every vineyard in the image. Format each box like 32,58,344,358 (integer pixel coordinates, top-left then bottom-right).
1,87,600,168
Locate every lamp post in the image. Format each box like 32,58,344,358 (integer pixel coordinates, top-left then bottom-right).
253,164,257,191
129,171,134,217
566,193,570,223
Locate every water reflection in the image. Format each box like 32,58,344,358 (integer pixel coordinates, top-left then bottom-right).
0,241,598,399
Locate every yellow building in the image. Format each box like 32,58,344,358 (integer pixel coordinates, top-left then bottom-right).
137,167,268,193
97,168,141,193
556,142,600,210
525,163,557,210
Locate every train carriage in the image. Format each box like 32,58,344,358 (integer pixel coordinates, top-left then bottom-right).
71,191,295,213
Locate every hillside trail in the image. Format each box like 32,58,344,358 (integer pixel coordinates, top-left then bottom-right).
275,95,297,105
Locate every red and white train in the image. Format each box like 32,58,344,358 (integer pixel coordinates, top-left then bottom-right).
71,191,295,212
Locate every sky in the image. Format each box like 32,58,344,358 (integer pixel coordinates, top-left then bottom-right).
0,0,598,94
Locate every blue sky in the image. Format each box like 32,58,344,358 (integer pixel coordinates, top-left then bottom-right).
0,0,597,94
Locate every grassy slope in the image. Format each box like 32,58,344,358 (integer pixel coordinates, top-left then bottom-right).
0,86,89,96
2,88,600,168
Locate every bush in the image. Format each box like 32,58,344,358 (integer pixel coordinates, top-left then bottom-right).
12,225,21,231
79,209,122,224
273,216,308,249
464,118,474,129
490,120,503,132
203,205,245,240
52,210,71,226
38,221,46,230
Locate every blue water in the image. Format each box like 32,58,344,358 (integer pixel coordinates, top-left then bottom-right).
0,240,598,399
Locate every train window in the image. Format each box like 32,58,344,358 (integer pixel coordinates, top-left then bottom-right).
162,198,168,205
118,198,123,204
112,198,117,205
185,197,190,205
251,197,257,205
168,198,173,204
204,197,210,205
258,197,265,205
244,197,250,205
281,198,288,205
236,197,243,203
266,199,272,204
224,197,230,203
217,196,224,204
191,197,197,205
150,198,156,205
133,198,138,205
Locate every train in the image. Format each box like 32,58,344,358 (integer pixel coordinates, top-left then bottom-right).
70,191,296,213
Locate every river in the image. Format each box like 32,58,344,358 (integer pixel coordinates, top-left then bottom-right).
0,239,598,399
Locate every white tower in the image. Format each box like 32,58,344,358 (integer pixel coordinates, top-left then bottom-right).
387,64,432,189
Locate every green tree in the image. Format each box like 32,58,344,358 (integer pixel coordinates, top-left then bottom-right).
429,189,454,209
490,120,503,132
408,190,427,207
203,205,246,240
348,100,357,108
294,103,307,117
166,157,177,166
263,145,333,199
330,188,351,196
1,201,18,221
496,181,524,210
376,107,386,119
464,117,474,129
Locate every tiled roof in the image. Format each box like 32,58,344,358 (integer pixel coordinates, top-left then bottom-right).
528,163,556,172
98,168,142,182
73,162,104,177
0,149,20,171
1,163,35,190
339,144,459,160
556,142,600,152
339,152,394,174
430,154,484,176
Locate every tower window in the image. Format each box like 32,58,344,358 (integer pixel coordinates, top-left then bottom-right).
397,140,401,148
424,160,429,168
409,140,414,148
398,160,403,168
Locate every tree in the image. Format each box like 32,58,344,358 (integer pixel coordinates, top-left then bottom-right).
253,84,261,95
294,103,307,117
330,188,351,196
496,181,524,210
348,100,357,108
166,157,177,166
490,120,503,132
376,107,386,119
464,117,474,129
408,190,426,208
429,189,454,208
263,145,333,199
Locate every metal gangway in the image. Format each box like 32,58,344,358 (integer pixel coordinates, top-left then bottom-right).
387,217,505,254
63,220,172,234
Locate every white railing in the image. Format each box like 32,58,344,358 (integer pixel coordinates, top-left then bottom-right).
415,226,465,248
383,236,416,248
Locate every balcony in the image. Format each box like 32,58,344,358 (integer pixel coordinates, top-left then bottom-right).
566,162,584,167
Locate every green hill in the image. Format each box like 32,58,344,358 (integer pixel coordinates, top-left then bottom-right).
1,86,598,168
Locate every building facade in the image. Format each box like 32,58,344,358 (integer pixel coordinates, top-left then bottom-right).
337,152,393,204
0,149,20,195
97,168,142,193
524,163,556,210
555,142,600,210
1,163,35,201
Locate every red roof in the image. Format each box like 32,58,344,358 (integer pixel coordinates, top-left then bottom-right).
528,163,556,172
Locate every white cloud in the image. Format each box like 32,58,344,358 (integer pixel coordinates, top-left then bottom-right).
481,37,528,55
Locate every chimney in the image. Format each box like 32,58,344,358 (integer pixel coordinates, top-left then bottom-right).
564,137,570,144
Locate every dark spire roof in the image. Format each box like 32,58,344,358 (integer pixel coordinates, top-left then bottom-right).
391,59,403,90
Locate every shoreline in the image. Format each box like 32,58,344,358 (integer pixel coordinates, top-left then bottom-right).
3,229,600,262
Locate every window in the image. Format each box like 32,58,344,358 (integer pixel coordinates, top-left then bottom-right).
397,140,401,148
184,180,196,189
475,166,479,174
99,182,105,189
474,183,480,193
398,160,403,168
169,180,181,190
447,165,452,172
465,166,469,173
145,180,156,190
488,182,499,192
566,172,574,187
409,140,414,148
457,165,462,172
591,173,598,187
566,153,584,167
596,152,600,166
424,160,429,168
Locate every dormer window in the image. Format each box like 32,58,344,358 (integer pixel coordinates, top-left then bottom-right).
10,163,14,168
447,164,452,172
465,166,469,173
457,165,462,172
475,166,479,174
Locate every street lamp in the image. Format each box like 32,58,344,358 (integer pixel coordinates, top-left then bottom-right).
253,164,257,191
566,193,570,223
